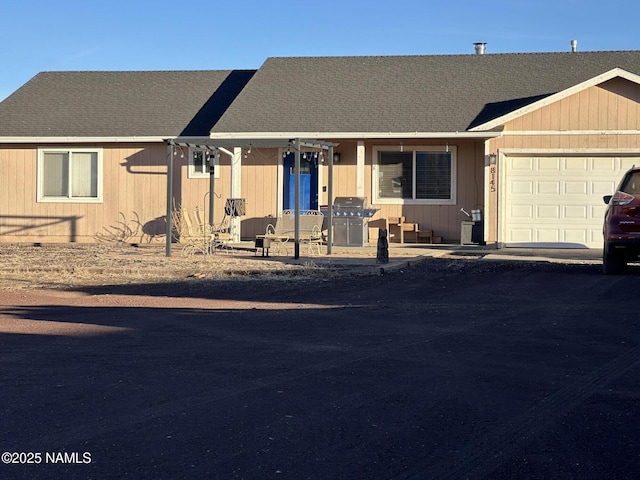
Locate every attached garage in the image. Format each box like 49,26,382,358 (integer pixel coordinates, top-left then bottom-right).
502,154,640,248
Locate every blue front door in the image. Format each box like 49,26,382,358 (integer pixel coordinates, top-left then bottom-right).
283,153,318,210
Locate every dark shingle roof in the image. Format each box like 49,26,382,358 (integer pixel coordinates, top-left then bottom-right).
2,51,640,139
211,51,640,134
0,70,255,137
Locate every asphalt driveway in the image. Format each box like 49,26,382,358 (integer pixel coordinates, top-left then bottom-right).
1,256,638,479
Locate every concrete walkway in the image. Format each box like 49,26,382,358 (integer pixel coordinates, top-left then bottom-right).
266,242,603,273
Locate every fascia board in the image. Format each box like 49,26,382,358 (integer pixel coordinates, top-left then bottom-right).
0,136,168,144
469,68,640,132
208,131,502,140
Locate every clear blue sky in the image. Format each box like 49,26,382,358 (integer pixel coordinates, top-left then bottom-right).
2,0,639,101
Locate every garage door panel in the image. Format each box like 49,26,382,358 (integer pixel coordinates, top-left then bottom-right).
538,157,561,170
510,181,534,194
592,181,616,195
564,205,588,220
564,181,588,195
512,157,535,170
591,157,617,171
565,157,588,170
510,205,533,219
563,229,587,244
589,229,603,245
537,205,560,219
537,181,560,194
537,229,560,243
591,204,607,219
505,155,640,248
508,228,533,243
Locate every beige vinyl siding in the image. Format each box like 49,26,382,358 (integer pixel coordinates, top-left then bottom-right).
242,152,279,217
240,152,279,239
485,79,640,246
224,140,486,243
361,140,485,243
0,143,169,243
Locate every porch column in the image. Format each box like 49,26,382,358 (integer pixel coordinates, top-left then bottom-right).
231,147,242,242
327,145,334,254
165,143,174,257
356,141,365,198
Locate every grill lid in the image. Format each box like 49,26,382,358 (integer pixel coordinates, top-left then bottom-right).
325,197,378,217
333,197,366,209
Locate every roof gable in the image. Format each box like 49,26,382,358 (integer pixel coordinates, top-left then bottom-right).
470,68,640,131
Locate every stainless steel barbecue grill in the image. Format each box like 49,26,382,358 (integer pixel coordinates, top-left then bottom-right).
324,197,378,247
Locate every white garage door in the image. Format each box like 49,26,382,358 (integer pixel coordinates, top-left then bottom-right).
504,155,640,248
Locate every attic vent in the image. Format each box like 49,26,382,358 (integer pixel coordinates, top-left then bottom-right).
473,42,487,55
571,39,578,52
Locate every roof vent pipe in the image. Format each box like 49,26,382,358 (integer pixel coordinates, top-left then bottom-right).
474,42,487,55
571,39,578,52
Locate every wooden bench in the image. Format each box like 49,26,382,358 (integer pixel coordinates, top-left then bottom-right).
255,210,324,256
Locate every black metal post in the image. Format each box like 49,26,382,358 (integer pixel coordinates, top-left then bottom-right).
209,152,215,228
327,146,334,254
165,143,173,257
294,138,300,259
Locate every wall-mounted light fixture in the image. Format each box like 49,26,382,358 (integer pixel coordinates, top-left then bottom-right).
333,152,341,163
488,154,497,165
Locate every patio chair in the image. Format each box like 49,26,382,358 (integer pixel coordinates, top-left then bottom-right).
176,207,215,256
194,206,233,254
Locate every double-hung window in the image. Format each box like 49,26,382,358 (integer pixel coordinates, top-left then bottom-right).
373,146,456,205
188,148,219,179
37,148,103,203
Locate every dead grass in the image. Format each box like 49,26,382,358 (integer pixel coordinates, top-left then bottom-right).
0,243,340,291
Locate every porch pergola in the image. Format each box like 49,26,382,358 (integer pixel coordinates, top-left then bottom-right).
164,137,338,259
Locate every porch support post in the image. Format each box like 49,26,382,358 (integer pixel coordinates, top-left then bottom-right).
294,138,301,259
208,156,215,227
231,147,242,242
165,143,174,257
327,145,334,254
483,142,492,247
356,141,365,197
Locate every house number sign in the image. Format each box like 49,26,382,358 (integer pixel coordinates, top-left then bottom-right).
489,166,497,193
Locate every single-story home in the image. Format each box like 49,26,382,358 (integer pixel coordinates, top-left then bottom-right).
1,48,640,250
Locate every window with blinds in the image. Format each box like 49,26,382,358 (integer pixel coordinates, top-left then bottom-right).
38,149,102,202
377,149,453,202
416,152,451,199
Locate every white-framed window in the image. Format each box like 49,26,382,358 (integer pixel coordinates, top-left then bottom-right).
37,148,103,203
188,148,220,179
372,145,457,205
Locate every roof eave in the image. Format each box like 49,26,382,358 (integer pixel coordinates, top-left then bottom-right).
0,136,169,144
208,131,502,140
